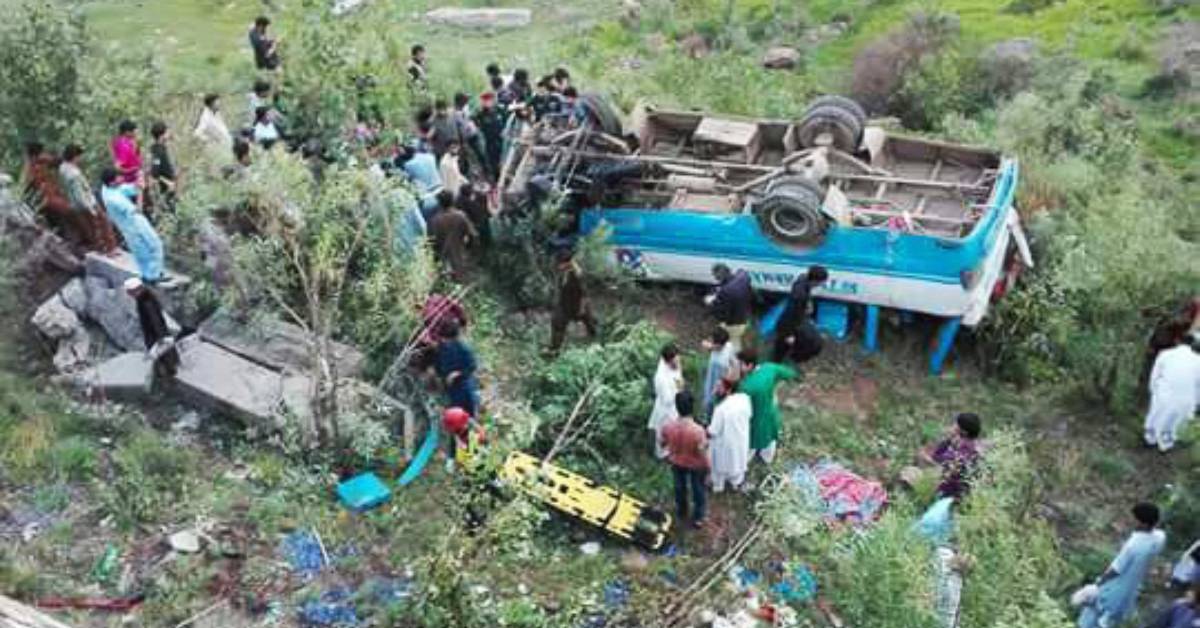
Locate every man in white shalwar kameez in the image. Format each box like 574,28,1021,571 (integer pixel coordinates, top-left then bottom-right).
1144,334,1200,452
708,382,751,492
648,343,684,459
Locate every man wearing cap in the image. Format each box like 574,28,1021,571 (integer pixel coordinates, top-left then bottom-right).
473,91,506,181
1143,332,1200,452
125,278,179,378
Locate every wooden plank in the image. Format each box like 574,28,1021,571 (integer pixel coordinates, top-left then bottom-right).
833,172,987,192
0,595,74,628
913,159,944,215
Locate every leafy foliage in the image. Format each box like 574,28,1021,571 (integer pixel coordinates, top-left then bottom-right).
0,0,162,171
526,321,669,463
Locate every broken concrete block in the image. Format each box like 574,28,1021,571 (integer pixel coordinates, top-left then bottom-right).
32,295,83,339
83,352,155,399
173,336,287,427
199,309,364,378
425,7,532,29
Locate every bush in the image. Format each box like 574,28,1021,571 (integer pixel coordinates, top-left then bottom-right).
527,321,669,463
0,0,162,172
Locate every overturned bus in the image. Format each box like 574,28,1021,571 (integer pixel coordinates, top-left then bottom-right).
499,95,1032,374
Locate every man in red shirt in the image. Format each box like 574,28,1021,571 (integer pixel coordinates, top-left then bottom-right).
659,391,710,528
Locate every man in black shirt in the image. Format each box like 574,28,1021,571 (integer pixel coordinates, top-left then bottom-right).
248,16,280,70
773,266,829,364
706,264,754,349
149,121,176,213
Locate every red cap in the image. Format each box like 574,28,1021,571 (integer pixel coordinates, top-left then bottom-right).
480,91,496,102
442,407,471,434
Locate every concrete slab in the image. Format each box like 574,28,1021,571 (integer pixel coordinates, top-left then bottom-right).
173,336,285,426
199,309,365,378
85,352,155,399
425,7,532,29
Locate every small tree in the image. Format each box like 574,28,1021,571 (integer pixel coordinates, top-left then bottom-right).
0,1,161,172
229,149,428,446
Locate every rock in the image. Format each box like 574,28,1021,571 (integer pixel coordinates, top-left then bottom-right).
332,0,371,16
620,550,649,572
53,328,92,373
425,7,532,29
579,541,601,555
168,530,202,553
79,352,155,398
84,251,189,291
199,309,364,378
83,277,143,351
762,46,801,69
1158,22,1200,89
898,465,924,488
679,33,710,59
32,295,82,339
172,410,201,433
620,0,641,29
58,277,88,313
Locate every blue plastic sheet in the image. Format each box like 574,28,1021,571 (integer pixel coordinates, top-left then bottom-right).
280,531,325,579
915,497,956,546
771,564,818,603
298,587,358,626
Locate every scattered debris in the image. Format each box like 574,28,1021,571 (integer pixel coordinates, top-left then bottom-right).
298,588,359,627
337,473,391,511
35,595,145,612
424,7,532,29
579,541,601,556
620,549,649,572
90,544,121,585
788,462,888,524
280,531,326,579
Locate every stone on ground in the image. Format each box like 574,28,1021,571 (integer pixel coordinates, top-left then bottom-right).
82,352,155,398
53,328,92,373
762,46,801,69
58,277,88,313
425,7,532,29
32,295,82,339
168,530,202,553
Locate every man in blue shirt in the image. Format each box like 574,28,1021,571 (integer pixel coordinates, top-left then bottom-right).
433,319,479,418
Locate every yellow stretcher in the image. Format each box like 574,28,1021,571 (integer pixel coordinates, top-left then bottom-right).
500,451,673,550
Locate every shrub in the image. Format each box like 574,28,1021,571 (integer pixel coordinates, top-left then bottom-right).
0,0,162,172
527,321,669,463
958,431,1073,626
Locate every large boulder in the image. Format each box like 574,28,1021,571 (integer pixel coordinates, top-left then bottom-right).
425,7,532,29
83,277,180,352
80,352,155,399
31,295,82,340
762,46,802,70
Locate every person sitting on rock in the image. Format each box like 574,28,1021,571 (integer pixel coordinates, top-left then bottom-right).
100,168,166,284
